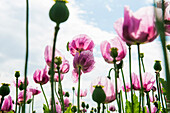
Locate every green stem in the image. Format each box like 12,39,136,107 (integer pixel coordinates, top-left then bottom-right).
19,104,21,113
128,45,134,113
146,92,151,113
54,82,61,106
156,73,160,101
0,96,4,109
108,68,114,79
57,66,65,112
113,59,120,112
140,58,145,72
102,103,105,113
98,103,100,113
50,24,60,112
120,90,124,113
137,44,144,113
40,84,49,109
22,0,29,112
72,90,74,105
15,77,19,112
77,66,81,113
32,95,34,113
121,68,127,100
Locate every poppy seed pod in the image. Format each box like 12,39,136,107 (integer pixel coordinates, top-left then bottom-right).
110,47,118,60
92,85,106,104
167,44,170,52
49,1,69,24
153,60,162,72
0,83,10,97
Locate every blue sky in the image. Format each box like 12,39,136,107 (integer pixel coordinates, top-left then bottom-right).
0,0,169,112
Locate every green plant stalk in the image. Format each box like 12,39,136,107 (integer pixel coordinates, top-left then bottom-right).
128,45,134,113
15,77,18,112
164,95,167,108
120,90,124,113
102,103,105,113
113,59,121,112
72,89,74,105
40,84,49,109
98,103,100,113
77,66,81,113
32,95,34,113
156,73,160,101
0,96,4,109
19,104,21,113
54,82,62,107
108,68,114,79
50,24,60,112
146,92,151,113
57,66,65,112
121,68,127,100
140,58,145,72
137,44,144,113
22,0,29,112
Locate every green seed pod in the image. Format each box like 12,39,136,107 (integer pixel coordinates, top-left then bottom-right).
92,85,106,104
71,105,77,112
49,1,69,24
167,44,170,52
0,83,10,97
110,47,118,60
140,53,144,58
81,102,85,108
15,71,20,78
153,60,162,72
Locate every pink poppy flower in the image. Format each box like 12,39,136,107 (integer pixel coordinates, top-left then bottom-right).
44,45,70,74
33,66,49,85
100,36,127,63
149,95,156,102
142,72,156,92
69,34,94,56
28,87,41,95
114,6,157,45
64,97,70,108
122,83,131,92
131,72,156,92
54,73,64,82
56,104,62,113
132,72,141,90
1,96,13,112
72,50,95,83
90,76,116,103
75,89,87,97
18,90,32,104
147,104,157,113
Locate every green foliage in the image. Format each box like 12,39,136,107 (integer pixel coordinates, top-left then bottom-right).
43,104,50,113
64,104,72,113
7,111,14,113
159,78,167,95
125,94,147,113
107,110,110,113
157,101,162,113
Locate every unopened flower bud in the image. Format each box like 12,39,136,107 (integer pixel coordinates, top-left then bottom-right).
140,53,144,58
65,92,69,97
167,44,170,52
109,105,116,111
110,47,118,59
67,42,69,51
72,87,75,91
153,60,162,72
92,85,106,104
0,83,10,97
86,104,89,109
49,0,69,24
90,110,93,113
81,102,86,108
15,71,20,78
27,99,32,104
19,82,24,90
71,105,77,112
152,86,157,92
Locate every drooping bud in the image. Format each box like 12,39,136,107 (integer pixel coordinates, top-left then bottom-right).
15,71,20,78
49,1,69,24
0,83,10,97
92,85,106,104
110,47,118,60
140,53,144,58
152,86,157,92
153,60,162,72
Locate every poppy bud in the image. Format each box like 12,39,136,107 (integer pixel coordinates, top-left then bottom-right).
153,60,162,72
64,92,69,97
81,102,85,108
19,82,24,90
26,99,32,104
110,47,118,60
92,85,106,104
0,83,10,97
140,53,144,58
72,87,75,91
71,105,77,112
49,1,69,24
15,71,20,78
86,104,89,109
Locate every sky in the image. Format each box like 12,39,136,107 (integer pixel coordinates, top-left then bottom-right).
0,0,170,112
